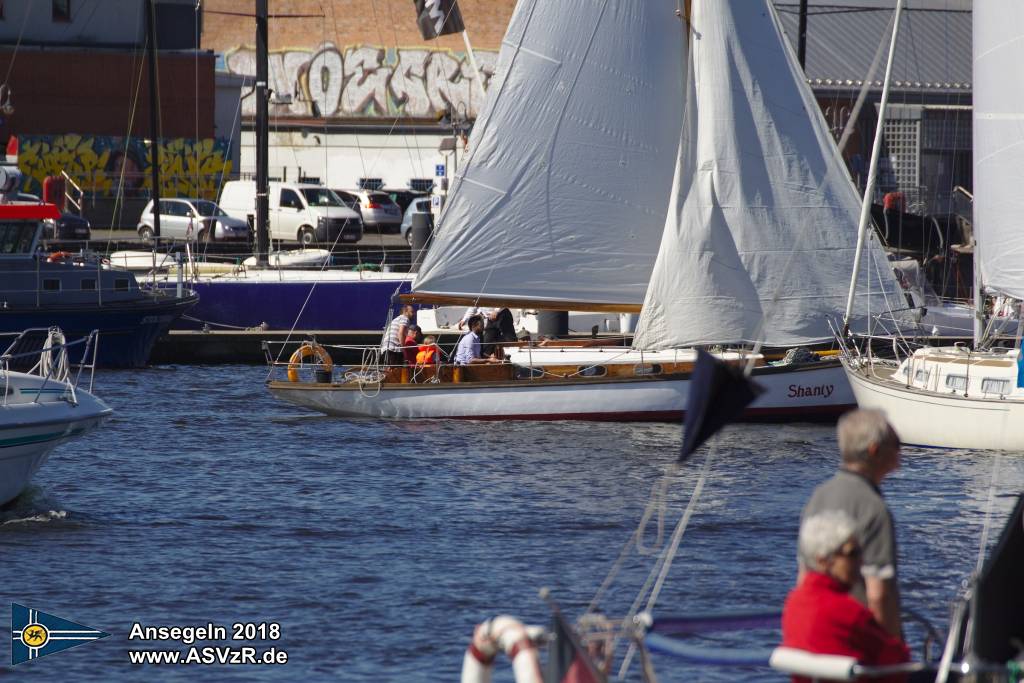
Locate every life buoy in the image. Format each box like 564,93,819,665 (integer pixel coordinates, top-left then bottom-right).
461,616,544,683
47,251,74,263
287,343,333,382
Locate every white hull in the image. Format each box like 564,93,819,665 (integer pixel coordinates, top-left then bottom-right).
843,359,1024,450
0,380,111,505
268,361,852,421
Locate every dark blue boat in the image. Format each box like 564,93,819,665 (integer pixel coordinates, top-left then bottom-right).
170,270,411,332
0,168,197,367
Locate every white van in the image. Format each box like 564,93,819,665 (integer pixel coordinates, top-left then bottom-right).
219,181,363,246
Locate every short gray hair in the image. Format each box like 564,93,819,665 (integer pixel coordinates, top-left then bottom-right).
799,510,858,564
837,408,897,465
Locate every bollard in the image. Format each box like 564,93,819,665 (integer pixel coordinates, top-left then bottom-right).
410,212,434,271
536,310,569,338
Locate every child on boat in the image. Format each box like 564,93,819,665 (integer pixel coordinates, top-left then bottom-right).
415,335,440,365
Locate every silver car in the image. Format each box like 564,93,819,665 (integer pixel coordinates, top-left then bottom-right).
333,189,403,233
137,198,251,242
400,197,432,246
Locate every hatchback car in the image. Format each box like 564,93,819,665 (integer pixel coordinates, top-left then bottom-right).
137,198,250,242
44,212,92,241
333,190,402,233
399,197,432,246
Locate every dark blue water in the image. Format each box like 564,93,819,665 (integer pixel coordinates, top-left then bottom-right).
3,364,1022,681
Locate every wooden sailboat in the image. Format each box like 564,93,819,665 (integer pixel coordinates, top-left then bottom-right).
839,0,1024,449
267,0,905,421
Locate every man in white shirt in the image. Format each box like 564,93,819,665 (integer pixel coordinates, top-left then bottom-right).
381,304,414,366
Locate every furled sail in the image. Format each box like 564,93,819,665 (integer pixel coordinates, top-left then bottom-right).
973,0,1024,301
634,0,902,350
411,0,684,309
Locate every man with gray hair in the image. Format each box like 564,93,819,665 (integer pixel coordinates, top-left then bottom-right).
799,408,902,637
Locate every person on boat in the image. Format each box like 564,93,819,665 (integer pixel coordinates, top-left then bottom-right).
481,307,516,359
415,335,440,365
782,510,910,683
454,315,499,365
800,409,902,637
381,304,415,367
458,306,492,330
403,324,423,365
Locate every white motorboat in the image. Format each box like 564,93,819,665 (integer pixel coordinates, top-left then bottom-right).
840,0,1024,449
0,328,112,505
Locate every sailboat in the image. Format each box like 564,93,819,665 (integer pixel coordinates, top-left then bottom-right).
266,0,905,421
839,0,1024,450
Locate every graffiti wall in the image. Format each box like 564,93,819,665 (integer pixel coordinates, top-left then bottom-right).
223,43,499,119
16,135,233,199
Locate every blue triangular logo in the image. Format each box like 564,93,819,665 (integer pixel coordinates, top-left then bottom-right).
11,603,109,665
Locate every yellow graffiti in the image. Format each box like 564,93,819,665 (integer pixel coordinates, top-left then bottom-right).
16,135,233,200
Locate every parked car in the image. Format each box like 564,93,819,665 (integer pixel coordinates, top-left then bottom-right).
138,198,251,242
16,194,92,241
400,197,432,246
220,181,363,246
44,212,92,241
332,189,402,233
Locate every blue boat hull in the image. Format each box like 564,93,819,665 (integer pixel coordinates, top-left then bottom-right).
171,279,411,331
0,295,198,368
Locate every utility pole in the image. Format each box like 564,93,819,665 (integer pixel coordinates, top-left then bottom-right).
145,0,162,238
255,0,270,267
797,0,809,70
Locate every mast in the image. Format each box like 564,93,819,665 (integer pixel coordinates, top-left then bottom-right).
144,0,162,239
254,0,270,267
842,0,903,334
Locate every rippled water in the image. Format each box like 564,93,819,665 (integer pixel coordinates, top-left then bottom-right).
3,364,1023,681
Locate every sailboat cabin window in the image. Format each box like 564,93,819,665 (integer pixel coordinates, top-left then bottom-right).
52,0,70,22
981,379,1010,395
114,278,130,292
81,278,96,291
42,279,60,292
914,369,930,383
945,375,967,392
0,222,37,254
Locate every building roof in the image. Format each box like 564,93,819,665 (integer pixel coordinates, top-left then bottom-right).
773,2,971,94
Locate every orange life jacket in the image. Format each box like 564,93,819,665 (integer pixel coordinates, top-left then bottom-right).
416,344,439,365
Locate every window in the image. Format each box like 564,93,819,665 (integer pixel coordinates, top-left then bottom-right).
409,178,434,193
114,278,130,292
42,279,60,292
981,378,1010,395
914,369,930,384
52,0,70,22
279,189,302,210
0,2,5,20
945,375,967,392
357,177,383,191
81,278,95,291
0,222,37,254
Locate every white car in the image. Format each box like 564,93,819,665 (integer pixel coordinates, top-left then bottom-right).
220,181,363,245
137,198,250,242
333,189,403,233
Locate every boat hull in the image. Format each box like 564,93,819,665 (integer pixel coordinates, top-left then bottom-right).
0,395,111,505
268,360,852,421
0,294,197,368
168,275,411,331
843,359,1024,450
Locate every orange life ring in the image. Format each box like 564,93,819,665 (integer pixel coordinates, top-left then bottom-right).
47,251,74,263
287,343,333,382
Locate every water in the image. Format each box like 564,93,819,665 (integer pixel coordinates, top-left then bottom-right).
3,364,1023,681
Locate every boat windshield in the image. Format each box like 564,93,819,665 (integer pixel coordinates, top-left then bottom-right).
300,188,345,207
194,201,227,217
0,221,38,255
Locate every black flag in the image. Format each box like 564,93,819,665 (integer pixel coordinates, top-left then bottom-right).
680,350,764,462
414,0,466,40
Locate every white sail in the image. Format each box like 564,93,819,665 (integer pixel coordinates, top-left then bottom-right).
973,0,1024,301
412,0,684,308
634,0,902,350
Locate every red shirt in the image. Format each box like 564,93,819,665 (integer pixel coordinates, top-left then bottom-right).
403,334,419,365
781,572,909,683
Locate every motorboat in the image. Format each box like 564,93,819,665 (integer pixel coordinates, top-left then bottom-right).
0,328,111,505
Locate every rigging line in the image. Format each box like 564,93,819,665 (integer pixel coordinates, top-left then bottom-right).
1,0,32,86
974,452,1002,577
110,12,150,246
615,446,717,680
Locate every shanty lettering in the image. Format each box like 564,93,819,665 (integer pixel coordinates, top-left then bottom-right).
788,384,835,399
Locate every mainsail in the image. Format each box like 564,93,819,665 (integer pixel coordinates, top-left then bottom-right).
973,0,1024,301
411,0,684,309
634,0,902,350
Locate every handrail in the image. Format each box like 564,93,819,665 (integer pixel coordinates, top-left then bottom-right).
61,170,85,215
